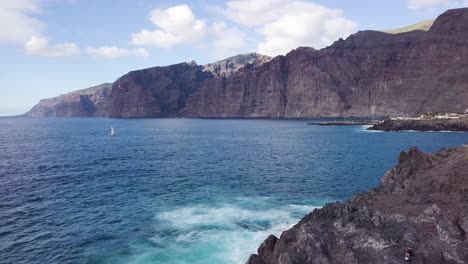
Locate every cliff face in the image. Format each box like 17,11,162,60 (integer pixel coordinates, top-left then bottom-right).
184,8,468,118
105,63,213,118
247,145,468,264
26,8,468,118
25,83,112,117
26,53,270,118
178,48,352,117
148,9,468,117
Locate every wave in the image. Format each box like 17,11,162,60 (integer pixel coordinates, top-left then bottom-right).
354,125,383,133
124,198,321,264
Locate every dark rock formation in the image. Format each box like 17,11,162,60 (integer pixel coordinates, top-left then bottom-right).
106,63,213,118
25,83,112,117
26,8,468,118
368,118,468,131
25,53,271,118
246,145,468,264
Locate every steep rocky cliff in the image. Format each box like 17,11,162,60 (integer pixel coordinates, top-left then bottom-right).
183,8,468,118
25,83,112,117
247,145,468,264
26,53,271,118
106,63,213,118
26,8,468,118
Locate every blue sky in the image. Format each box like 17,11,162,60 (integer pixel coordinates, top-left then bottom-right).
0,0,467,116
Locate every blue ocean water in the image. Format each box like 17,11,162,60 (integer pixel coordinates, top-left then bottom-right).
0,117,466,264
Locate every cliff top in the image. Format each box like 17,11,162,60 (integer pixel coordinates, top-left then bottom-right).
381,19,435,34
64,83,112,96
202,53,271,76
38,83,112,103
429,7,468,33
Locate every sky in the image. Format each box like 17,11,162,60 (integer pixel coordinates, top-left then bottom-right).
0,0,467,116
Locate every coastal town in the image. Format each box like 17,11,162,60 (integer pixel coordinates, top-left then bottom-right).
368,109,468,132
390,108,468,121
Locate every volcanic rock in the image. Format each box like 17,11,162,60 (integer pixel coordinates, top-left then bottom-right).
246,145,468,264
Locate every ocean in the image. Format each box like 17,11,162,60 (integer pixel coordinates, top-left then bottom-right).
0,118,466,264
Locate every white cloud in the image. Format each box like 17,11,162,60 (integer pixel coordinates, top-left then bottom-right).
224,0,287,26
24,36,80,57
222,0,357,56
0,1,82,58
132,5,206,48
0,0,44,44
1,1,143,59
407,0,467,9
211,21,246,59
408,0,448,9
86,46,149,58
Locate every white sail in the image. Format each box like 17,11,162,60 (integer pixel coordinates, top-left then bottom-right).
110,127,116,136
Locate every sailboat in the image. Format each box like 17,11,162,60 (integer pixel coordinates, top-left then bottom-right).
109,127,116,136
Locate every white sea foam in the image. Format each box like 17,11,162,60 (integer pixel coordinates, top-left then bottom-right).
157,205,294,230
355,125,382,133
127,198,321,264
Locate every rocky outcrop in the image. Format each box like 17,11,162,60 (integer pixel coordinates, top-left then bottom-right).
368,118,468,131
105,63,213,118
26,8,468,118
246,145,468,264
25,83,112,117
202,53,271,77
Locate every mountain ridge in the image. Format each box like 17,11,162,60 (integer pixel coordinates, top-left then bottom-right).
381,19,435,34
25,8,468,118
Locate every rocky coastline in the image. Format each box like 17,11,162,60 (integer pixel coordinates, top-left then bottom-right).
246,145,468,264
368,118,468,132
308,121,378,126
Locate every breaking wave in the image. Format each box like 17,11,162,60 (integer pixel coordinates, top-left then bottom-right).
123,198,320,264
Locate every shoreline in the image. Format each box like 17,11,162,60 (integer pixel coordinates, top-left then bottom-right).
367,118,468,132
308,121,379,126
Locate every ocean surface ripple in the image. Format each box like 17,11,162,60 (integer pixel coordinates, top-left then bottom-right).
0,118,466,264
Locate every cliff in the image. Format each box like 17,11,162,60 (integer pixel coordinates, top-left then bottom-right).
368,117,468,132
25,83,112,117
246,145,468,264
181,8,468,118
26,8,468,118
105,63,213,118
